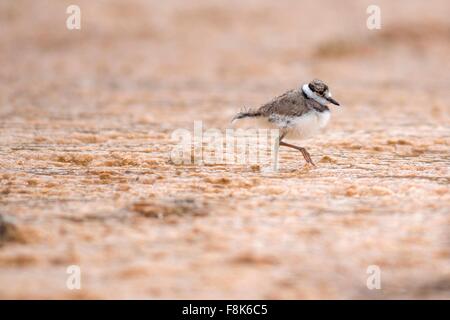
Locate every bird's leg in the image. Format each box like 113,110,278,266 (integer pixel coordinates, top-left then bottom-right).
279,140,315,166
272,131,286,171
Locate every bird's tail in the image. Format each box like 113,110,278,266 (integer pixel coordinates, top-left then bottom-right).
231,108,262,124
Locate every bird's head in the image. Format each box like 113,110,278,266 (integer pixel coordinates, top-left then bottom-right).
302,79,340,106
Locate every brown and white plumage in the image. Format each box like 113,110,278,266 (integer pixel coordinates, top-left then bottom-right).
232,79,340,166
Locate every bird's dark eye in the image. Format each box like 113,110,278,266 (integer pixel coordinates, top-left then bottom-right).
316,88,325,95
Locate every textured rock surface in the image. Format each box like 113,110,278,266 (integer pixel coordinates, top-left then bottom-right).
0,0,449,299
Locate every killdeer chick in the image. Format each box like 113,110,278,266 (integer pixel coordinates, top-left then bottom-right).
232,79,340,166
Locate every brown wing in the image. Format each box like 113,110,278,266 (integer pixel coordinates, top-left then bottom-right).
257,89,320,117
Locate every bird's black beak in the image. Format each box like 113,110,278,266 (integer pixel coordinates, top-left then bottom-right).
326,97,340,106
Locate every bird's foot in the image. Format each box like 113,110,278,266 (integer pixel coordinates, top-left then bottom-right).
299,148,316,167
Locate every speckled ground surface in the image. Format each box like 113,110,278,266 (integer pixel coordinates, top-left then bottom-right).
0,0,449,299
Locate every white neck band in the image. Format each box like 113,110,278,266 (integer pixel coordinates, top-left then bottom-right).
302,84,328,105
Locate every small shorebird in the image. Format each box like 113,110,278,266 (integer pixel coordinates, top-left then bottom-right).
232,79,340,166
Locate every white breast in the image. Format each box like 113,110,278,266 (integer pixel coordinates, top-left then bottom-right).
287,110,331,139
317,110,331,128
